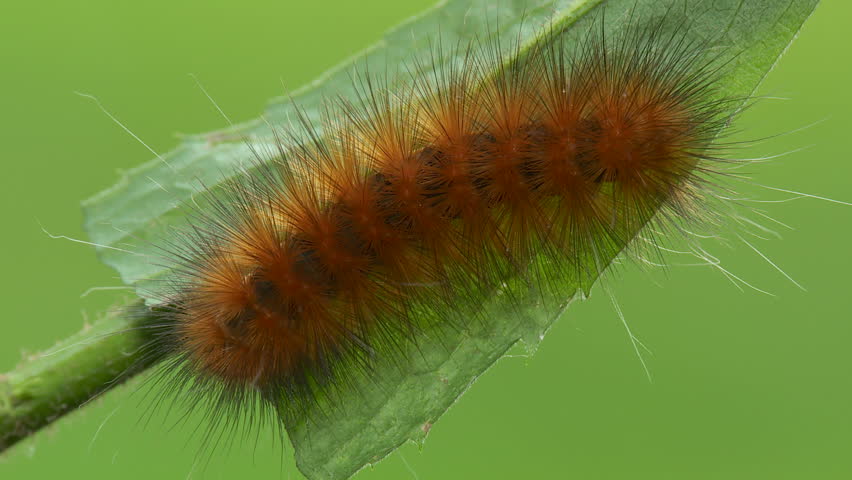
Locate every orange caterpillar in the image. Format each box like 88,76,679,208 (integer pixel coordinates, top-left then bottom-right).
147,13,732,421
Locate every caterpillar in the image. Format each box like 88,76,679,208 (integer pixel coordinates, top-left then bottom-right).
125,0,792,469
0,0,830,478
146,6,726,420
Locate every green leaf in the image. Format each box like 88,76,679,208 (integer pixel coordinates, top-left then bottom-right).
80,0,819,479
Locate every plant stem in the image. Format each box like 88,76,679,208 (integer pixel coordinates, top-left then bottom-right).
0,302,161,453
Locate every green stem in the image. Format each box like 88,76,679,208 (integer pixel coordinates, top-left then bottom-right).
0,302,161,452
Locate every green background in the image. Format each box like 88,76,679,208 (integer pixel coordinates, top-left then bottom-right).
1,0,850,478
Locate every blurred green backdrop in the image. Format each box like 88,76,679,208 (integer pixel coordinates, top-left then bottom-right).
1,1,850,478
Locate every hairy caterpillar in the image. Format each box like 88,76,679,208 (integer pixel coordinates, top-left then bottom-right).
3,0,844,478
154,10,731,422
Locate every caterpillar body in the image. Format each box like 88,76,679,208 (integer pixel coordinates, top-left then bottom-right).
142,7,734,426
